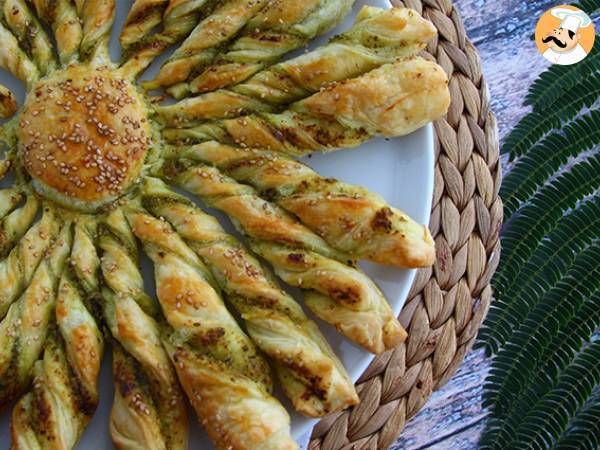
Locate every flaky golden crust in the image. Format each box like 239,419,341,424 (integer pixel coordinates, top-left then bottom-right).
166,342,298,450
161,161,407,354
80,0,116,62
164,58,451,157
99,209,189,450
157,6,436,127
120,0,169,51
140,178,359,416
18,65,151,211
182,142,435,267
31,0,82,65
0,22,39,85
0,84,17,118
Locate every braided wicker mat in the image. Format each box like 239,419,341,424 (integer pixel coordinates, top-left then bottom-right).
310,1,503,448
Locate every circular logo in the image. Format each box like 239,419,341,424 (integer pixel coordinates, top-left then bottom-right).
535,5,595,66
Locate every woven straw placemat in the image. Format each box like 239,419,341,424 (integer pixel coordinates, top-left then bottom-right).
310,1,503,448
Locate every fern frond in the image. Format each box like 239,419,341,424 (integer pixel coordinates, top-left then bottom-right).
510,340,600,449
482,198,599,353
554,391,600,450
501,110,600,217
501,76,599,159
490,154,599,301
483,244,600,415
524,41,599,111
480,286,600,450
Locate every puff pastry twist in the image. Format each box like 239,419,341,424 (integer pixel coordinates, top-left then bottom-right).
160,159,407,354
0,0,55,75
0,22,39,85
164,58,451,156
177,142,435,267
0,220,71,410
183,0,355,96
0,83,17,118
10,219,104,450
98,208,189,450
139,177,359,416
30,0,82,65
126,207,298,449
79,0,116,62
156,6,436,127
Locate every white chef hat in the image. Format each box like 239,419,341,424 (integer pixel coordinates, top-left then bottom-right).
551,7,592,33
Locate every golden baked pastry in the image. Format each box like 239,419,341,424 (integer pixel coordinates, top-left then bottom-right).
156,6,436,127
0,3,445,448
139,176,359,416
144,0,356,98
160,160,407,354
0,84,17,119
164,58,451,155
176,142,435,267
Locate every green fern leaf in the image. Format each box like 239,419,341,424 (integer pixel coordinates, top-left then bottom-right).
554,392,600,450
483,243,600,415
501,110,600,218
489,154,599,303
483,199,599,353
501,76,600,159
524,41,599,111
510,340,600,449
480,287,600,450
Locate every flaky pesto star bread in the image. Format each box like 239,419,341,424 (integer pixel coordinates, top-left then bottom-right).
163,58,451,155
30,0,82,65
0,0,55,76
0,84,17,118
98,208,189,450
0,222,71,410
136,178,359,416
156,5,437,127
160,160,407,354
182,0,356,96
176,142,435,267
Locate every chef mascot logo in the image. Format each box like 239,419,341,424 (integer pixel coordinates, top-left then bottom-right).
535,5,595,65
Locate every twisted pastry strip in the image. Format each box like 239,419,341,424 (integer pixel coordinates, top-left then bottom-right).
183,0,355,96
143,0,271,91
176,142,435,267
0,187,22,219
120,0,214,78
0,221,71,410
138,178,359,416
157,6,436,126
119,0,170,52
0,206,61,319
10,272,103,450
129,210,272,388
163,339,298,450
124,207,297,449
0,196,40,260
31,0,82,65
163,58,451,155
0,23,39,85
0,0,55,75
79,0,116,62
0,84,17,118
160,160,406,354
98,208,189,450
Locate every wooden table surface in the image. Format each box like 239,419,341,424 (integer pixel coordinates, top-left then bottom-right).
394,1,557,448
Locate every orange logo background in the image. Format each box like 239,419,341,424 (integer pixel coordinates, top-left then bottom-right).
535,5,595,56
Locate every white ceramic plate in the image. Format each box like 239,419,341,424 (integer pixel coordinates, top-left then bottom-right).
0,1,434,448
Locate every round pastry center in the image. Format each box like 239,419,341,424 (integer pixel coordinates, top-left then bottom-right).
18,65,152,211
